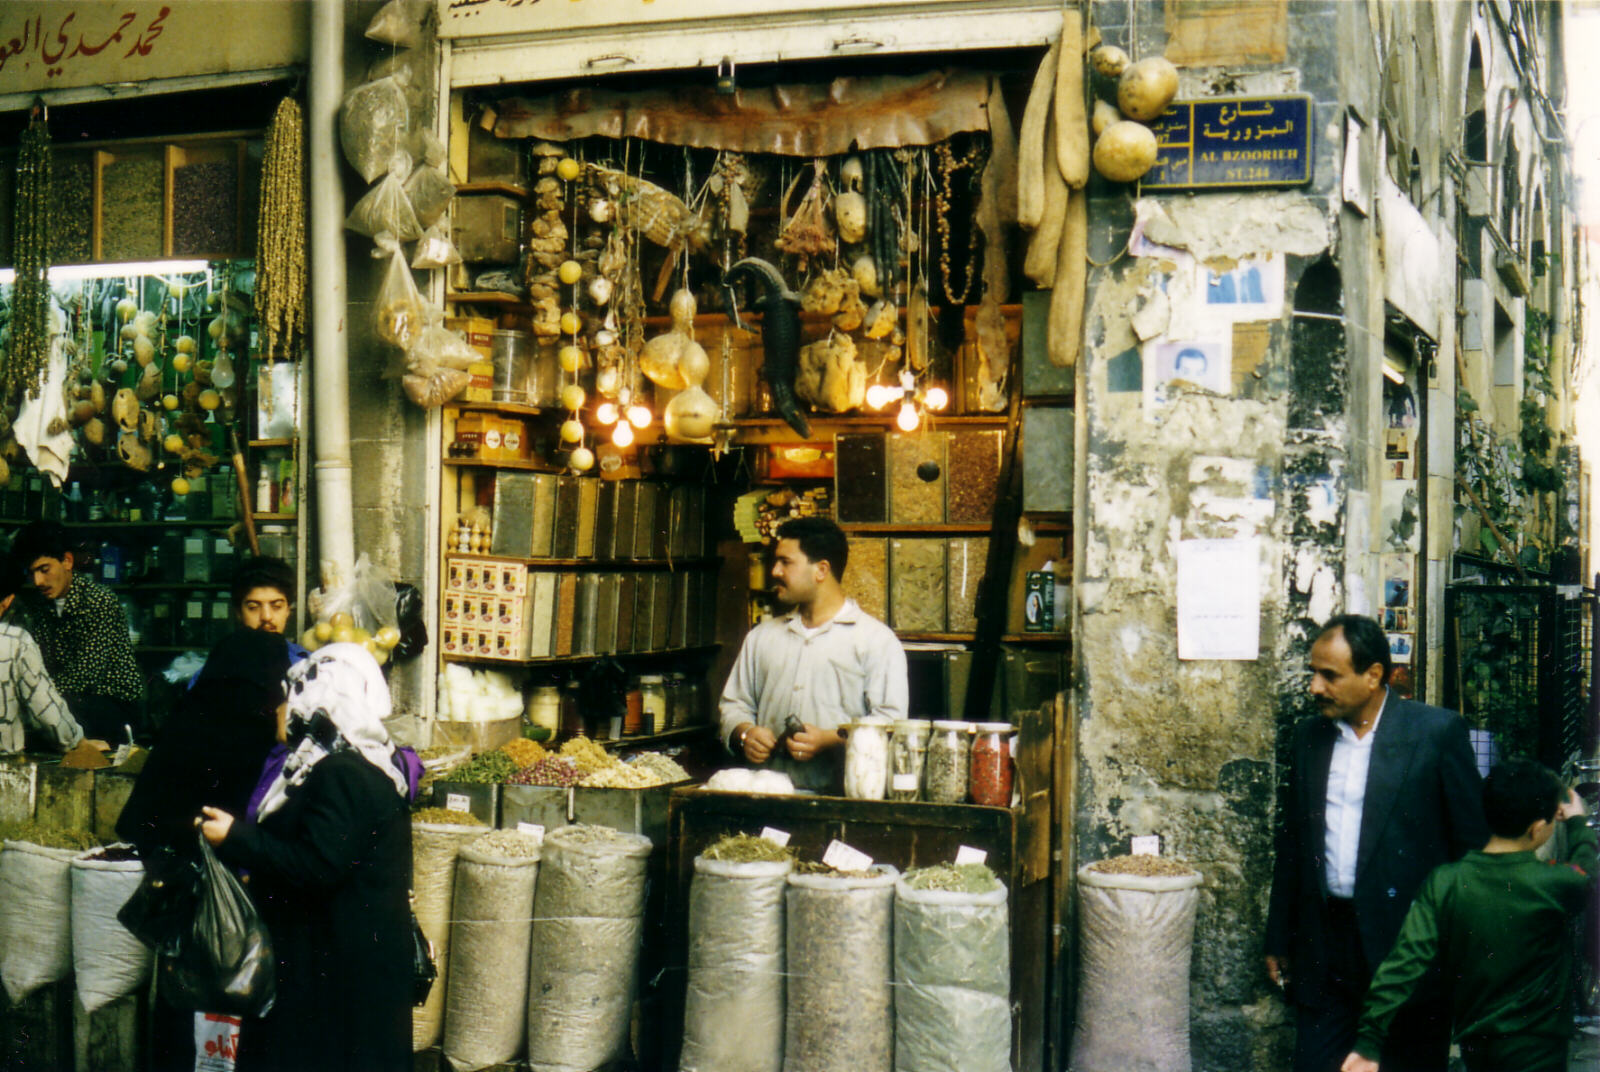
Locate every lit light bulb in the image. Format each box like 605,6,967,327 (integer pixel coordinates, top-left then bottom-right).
612,421,636,447
896,401,920,432
923,385,949,411
627,404,652,429
596,401,619,425
865,384,892,410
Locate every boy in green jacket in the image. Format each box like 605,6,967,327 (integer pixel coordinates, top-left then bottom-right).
1341,758,1595,1072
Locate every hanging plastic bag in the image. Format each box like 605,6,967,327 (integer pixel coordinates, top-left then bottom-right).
394,583,429,660
340,72,411,184
405,162,455,228
411,316,479,371
309,552,401,635
161,834,276,1019
413,219,463,270
365,0,431,48
348,151,424,241
374,233,426,349
400,314,474,408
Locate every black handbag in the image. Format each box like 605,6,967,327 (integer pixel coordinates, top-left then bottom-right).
410,895,437,1006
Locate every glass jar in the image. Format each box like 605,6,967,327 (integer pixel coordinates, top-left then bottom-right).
925,720,973,804
623,682,643,736
842,720,891,800
664,672,685,728
526,686,561,737
559,680,583,737
969,722,1016,807
888,720,930,801
639,675,668,735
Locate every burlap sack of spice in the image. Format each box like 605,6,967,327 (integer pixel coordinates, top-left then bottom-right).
412,821,488,1052
784,866,897,1072
680,855,792,1072
892,877,1011,1072
71,851,151,1012
0,841,79,1003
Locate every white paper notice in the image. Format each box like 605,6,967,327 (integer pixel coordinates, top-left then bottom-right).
445,793,471,814
954,845,988,866
1176,537,1261,660
1131,835,1161,856
760,827,791,847
516,822,546,844
822,839,874,873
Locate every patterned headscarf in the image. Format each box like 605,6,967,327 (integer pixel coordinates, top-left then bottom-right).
255,643,406,820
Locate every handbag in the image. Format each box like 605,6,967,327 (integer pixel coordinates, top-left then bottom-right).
409,893,437,1007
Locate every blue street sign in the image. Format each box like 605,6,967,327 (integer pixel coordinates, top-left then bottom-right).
1141,95,1314,190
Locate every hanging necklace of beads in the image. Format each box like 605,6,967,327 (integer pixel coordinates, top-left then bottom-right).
933,138,986,305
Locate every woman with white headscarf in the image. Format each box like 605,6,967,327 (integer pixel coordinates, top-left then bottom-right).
200,643,412,1072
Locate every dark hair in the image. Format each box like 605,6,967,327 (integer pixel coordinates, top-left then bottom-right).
1315,614,1393,685
12,521,74,568
1483,759,1563,838
231,557,297,609
775,517,849,580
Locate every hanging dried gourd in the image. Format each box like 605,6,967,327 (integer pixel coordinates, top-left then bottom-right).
7,104,53,403
256,97,307,363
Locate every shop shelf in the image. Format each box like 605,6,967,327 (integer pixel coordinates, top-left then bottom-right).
454,181,528,199
441,644,719,668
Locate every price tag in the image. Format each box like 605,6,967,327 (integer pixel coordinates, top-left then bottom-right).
1131,835,1161,856
516,822,545,842
954,845,988,866
760,827,791,847
892,773,919,792
822,839,873,873
445,793,471,814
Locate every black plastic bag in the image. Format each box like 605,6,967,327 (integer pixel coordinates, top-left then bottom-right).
161,835,277,1018
118,850,202,950
393,583,428,660
410,909,437,1006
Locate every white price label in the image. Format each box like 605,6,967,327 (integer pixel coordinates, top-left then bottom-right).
1131,835,1161,856
891,773,920,791
954,845,988,866
516,822,545,841
822,839,873,873
445,793,472,814
760,827,791,847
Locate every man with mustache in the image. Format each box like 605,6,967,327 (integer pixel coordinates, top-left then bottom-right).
1265,614,1488,1072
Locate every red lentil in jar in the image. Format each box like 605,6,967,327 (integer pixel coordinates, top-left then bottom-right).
969,723,1016,807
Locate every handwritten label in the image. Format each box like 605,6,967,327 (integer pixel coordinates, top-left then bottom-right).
1131,835,1161,856
445,793,471,814
516,822,545,841
822,839,873,873
891,773,919,792
954,845,988,866
759,827,791,847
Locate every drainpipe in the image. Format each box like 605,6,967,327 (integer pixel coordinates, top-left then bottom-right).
308,0,355,589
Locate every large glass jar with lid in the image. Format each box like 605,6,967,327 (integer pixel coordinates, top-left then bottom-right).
842,719,891,800
925,720,973,804
969,722,1017,807
639,674,668,734
888,720,930,801
526,685,561,737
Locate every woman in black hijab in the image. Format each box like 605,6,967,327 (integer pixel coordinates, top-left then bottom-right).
116,627,293,1072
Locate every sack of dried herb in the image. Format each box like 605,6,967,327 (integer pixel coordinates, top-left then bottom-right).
412,820,490,1052
680,842,792,1072
524,825,652,1072
783,865,897,1072
442,832,542,1072
893,871,1012,1072
71,849,152,1012
0,840,80,1003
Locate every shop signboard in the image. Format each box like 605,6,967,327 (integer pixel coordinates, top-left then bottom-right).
439,0,1058,38
0,1,306,98
1141,95,1314,191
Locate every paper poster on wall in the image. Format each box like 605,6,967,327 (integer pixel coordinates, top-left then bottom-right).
1388,631,1414,665
1194,252,1286,323
1176,537,1261,660
1143,337,1233,414
1380,554,1413,608
1385,428,1416,479
1380,481,1421,553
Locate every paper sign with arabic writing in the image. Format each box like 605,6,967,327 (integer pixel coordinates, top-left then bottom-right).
1141,95,1314,191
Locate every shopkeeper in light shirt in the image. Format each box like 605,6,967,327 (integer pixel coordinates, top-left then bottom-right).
720,517,908,792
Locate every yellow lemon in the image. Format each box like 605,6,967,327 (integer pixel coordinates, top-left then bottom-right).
560,384,586,411
163,434,183,453
556,157,581,181
332,626,356,645
559,311,581,335
300,627,322,652
198,389,221,410
558,345,583,373
161,394,180,411
558,260,583,285
170,477,190,495
559,418,584,444
376,625,402,649
174,335,196,354
329,612,355,631
314,621,334,642
172,354,192,373
569,446,595,472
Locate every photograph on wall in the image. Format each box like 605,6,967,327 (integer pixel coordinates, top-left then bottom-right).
1380,481,1421,553
1381,553,1413,607
1143,337,1233,414
1389,663,1415,699
1192,252,1286,323
1388,631,1414,665
1384,427,1415,479
1382,607,1409,631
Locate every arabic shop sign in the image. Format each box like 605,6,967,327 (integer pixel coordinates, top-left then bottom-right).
1141,95,1314,191
0,2,306,98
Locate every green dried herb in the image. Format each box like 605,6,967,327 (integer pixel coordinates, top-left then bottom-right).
442,751,518,784
0,821,101,851
701,833,793,863
411,807,486,826
903,862,1000,893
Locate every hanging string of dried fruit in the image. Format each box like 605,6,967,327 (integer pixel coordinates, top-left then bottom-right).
7,107,53,404
256,97,307,363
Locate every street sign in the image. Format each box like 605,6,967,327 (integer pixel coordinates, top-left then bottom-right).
1141,95,1314,191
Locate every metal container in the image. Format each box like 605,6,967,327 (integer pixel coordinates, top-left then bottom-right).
490,329,534,403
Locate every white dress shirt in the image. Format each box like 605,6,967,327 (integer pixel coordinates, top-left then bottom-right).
1323,691,1388,898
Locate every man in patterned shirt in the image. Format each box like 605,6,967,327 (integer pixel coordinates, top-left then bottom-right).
0,559,82,752
13,521,143,742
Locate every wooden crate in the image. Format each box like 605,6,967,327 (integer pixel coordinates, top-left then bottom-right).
94,147,166,262
164,140,248,258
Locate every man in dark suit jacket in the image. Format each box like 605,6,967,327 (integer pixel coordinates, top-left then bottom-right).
1266,614,1488,1072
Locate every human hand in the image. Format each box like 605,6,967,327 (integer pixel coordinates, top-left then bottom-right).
785,723,842,763
740,724,778,765
1340,1052,1379,1072
199,806,234,846
1558,788,1588,821
1265,954,1289,989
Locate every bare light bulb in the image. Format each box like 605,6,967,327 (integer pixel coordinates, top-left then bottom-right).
896,401,920,432
596,401,619,425
612,421,636,447
923,385,949,411
627,404,653,429
865,384,892,409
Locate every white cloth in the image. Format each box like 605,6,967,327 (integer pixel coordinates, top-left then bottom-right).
1323,691,1388,897
256,643,405,819
718,598,907,790
14,329,73,487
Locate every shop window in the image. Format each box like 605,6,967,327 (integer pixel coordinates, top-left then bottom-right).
1463,40,1487,163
